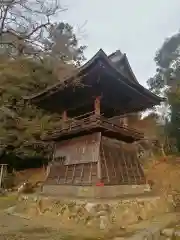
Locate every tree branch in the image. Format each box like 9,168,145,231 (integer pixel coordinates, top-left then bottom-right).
26,21,50,39
0,5,9,35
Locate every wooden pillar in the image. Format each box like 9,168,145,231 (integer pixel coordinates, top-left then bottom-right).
94,96,101,115
123,117,128,126
0,165,4,188
0,164,7,189
97,157,102,181
62,110,67,128
62,110,67,121
97,132,102,182
120,116,128,126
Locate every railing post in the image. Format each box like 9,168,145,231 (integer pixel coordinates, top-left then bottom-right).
120,116,128,126
0,165,3,189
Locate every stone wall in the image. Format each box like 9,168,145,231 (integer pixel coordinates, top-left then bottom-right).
15,194,174,230
42,184,151,198
161,226,180,239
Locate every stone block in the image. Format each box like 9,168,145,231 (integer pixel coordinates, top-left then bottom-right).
85,202,97,214
99,215,110,230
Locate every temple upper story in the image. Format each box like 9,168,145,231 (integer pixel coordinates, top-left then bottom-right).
25,49,163,118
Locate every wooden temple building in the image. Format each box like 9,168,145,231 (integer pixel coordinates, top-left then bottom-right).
27,49,163,197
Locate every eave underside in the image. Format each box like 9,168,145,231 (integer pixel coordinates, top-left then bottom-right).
27,49,163,116
34,73,161,117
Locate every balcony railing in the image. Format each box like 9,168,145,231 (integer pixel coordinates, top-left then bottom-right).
44,111,144,140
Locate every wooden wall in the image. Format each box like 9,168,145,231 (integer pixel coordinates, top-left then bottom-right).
46,133,100,185
54,133,101,165
45,134,146,186
101,137,145,185
46,161,97,185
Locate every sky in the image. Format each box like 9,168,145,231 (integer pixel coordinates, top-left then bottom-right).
60,0,180,86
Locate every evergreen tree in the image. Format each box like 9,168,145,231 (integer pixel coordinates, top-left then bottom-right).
147,32,180,152
0,0,86,157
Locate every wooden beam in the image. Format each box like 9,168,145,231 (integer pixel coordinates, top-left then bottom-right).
101,144,110,183
80,164,84,183
120,116,128,126
62,110,67,128
115,147,124,183
64,165,68,184
97,132,102,182
94,96,101,115
97,157,102,181
89,162,93,183
0,164,7,189
72,165,76,183
121,147,130,184
62,110,67,122
129,154,137,184
0,165,4,188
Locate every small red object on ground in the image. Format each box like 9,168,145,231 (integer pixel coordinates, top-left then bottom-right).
96,182,104,186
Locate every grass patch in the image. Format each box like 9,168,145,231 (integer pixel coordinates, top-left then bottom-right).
0,194,17,210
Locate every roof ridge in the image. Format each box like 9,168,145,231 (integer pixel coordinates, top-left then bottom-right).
108,49,123,58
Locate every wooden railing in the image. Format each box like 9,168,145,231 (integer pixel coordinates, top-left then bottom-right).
100,116,143,136
45,111,144,140
68,111,96,121
60,112,101,133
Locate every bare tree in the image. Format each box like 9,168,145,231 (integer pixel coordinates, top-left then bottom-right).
0,0,65,56
0,0,86,64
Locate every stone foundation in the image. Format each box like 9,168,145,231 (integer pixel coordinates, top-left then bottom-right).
15,194,174,230
42,184,151,198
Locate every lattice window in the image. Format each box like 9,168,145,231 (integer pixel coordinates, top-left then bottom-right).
54,156,66,165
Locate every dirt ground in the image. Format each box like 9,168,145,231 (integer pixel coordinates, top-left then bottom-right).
0,208,178,240
0,195,103,240
144,157,180,195
0,211,106,240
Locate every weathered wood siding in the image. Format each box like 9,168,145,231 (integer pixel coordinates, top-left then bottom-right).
55,132,101,165
46,133,100,185
45,134,146,186
101,137,145,185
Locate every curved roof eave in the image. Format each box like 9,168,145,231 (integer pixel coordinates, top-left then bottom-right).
117,55,166,102
121,54,139,83
108,50,139,84
24,49,164,104
24,49,106,101
94,50,164,104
